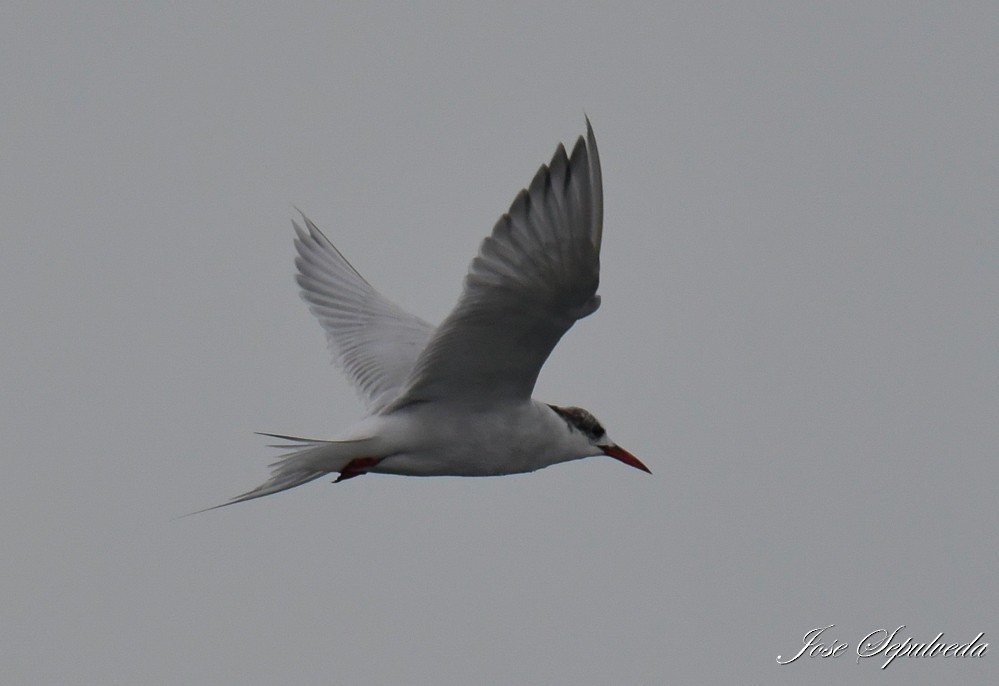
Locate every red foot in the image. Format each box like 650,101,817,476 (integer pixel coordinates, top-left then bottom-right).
335,456,382,483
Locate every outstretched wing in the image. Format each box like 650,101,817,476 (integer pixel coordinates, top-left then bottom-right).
388,119,604,410
293,216,435,413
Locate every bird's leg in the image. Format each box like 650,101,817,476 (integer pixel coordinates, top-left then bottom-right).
334,456,383,483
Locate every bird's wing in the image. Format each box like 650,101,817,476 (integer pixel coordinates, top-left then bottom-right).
293,215,436,413
388,119,603,410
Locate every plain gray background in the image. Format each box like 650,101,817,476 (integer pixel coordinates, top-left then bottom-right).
2,2,995,684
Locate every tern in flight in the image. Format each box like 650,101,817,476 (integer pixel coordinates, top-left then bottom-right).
205,119,649,511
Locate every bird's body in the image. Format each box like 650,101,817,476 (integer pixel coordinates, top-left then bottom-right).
204,119,648,512
301,400,591,478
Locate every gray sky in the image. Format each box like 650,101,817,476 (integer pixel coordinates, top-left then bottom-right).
2,2,996,684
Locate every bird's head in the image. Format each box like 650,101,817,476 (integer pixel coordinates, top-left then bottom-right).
547,404,651,473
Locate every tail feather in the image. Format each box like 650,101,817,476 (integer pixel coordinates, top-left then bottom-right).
186,434,376,515
256,431,326,448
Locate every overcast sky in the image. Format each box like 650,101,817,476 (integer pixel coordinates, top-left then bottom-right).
2,2,996,684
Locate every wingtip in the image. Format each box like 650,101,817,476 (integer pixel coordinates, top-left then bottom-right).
581,115,603,251
583,114,598,149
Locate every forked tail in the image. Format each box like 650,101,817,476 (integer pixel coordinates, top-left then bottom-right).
187,433,376,515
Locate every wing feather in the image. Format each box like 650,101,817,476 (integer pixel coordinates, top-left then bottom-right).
388,120,604,409
293,216,435,413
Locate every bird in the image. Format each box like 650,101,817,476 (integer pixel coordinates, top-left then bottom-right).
202,119,649,512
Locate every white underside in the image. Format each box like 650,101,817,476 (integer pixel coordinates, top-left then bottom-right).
346,399,600,477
